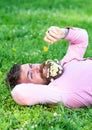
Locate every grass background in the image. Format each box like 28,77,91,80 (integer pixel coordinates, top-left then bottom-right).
0,0,92,129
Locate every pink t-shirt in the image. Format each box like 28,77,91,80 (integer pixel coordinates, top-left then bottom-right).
12,27,92,108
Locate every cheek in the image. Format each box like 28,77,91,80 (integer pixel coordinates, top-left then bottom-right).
20,76,31,83
34,74,43,82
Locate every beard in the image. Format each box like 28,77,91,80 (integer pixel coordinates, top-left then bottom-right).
40,59,64,84
40,62,51,85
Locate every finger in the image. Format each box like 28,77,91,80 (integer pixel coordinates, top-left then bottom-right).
44,37,54,44
48,30,61,39
45,32,57,42
48,26,58,34
47,27,62,39
49,26,62,35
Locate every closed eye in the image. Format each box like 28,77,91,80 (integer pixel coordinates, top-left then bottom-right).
27,71,33,79
30,72,33,79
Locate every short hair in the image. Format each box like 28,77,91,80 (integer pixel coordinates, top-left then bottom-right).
5,64,21,89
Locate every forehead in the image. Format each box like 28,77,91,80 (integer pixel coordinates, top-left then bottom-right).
20,63,41,70
21,63,29,70
19,64,31,83
21,63,33,71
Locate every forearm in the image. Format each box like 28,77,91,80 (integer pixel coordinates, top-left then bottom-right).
61,27,88,63
11,83,62,106
64,27,88,45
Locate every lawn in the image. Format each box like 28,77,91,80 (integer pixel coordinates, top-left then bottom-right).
0,0,92,129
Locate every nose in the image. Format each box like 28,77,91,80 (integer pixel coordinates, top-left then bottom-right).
31,66,40,73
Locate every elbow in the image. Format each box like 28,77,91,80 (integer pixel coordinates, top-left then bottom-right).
84,29,88,40
11,88,28,106
82,29,89,46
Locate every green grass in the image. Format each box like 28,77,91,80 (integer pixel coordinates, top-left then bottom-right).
0,0,92,129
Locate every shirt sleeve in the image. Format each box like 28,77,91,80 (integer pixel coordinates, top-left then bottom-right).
11,83,62,106
61,27,88,64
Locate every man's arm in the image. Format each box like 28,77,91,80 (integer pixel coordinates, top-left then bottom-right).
11,83,63,106
61,27,88,63
44,26,88,63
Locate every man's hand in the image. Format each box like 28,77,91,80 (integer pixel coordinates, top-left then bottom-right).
44,26,68,44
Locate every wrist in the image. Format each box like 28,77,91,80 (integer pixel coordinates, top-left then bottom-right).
61,28,69,39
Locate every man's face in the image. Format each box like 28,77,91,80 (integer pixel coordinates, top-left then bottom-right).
19,63,49,85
